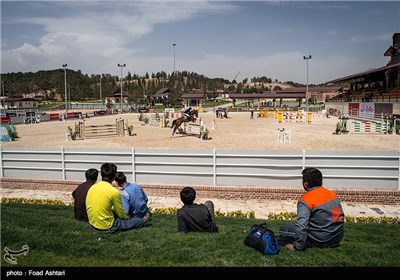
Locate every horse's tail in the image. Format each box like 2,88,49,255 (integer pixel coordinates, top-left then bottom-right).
171,119,176,128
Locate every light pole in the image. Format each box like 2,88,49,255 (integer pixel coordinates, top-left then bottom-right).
303,55,311,111
173,43,176,75
68,85,71,110
117,63,126,113
62,64,68,119
99,76,102,109
1,81,4,115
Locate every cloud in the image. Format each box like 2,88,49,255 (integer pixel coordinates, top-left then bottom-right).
2,1,235,75
127,50,385,85
2,1,394,84
351,33,393,42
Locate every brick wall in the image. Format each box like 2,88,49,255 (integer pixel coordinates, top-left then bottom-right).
1,177,399,205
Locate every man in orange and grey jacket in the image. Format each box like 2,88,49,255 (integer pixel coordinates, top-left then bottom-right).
278,167,344,251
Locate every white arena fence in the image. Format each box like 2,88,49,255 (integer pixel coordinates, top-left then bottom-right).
0,148,399,190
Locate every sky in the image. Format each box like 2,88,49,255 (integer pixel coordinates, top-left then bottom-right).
1,0,399,85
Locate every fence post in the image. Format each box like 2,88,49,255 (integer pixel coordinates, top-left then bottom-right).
132,148,136,182
61,147,66,180
398,152,400,190
0,146,3,177
213,148,216,186
302,149,306,171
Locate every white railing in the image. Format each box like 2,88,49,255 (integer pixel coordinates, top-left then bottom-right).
0,147,399,190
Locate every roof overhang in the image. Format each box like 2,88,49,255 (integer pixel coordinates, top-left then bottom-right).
326,62,400,84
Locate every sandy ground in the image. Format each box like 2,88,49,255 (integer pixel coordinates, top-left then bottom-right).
2,111,400,151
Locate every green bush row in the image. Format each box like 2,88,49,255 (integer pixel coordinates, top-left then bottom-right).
2,197,399,224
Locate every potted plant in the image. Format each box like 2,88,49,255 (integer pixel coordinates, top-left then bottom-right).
9,128,18,141
164,119,169,127
143,116,149,126
395,124,400,135
202,128,210,140
67,126,76,140
127,125,134,136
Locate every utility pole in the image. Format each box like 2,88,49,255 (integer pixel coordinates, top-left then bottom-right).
117,64,126,113
1,81,4,115
62,64,68,119
173,43,176,75
99,76,102,109
303,55,312,111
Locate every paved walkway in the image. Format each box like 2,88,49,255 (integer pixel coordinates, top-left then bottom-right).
1,188,400,218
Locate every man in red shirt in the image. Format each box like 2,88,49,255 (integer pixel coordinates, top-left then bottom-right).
72,168,98,222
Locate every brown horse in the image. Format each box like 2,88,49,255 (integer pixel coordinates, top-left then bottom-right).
171,109,199,136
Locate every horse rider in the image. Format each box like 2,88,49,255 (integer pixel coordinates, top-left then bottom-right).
184,107,192,121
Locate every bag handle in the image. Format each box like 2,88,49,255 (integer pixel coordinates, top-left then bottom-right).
252,223,267,228
252,223,278,246
251,223,269,239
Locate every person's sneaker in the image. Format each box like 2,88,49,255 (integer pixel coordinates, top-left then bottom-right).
142,211,151,223
276,236,287,246
276,235,293,246
276,236,283,246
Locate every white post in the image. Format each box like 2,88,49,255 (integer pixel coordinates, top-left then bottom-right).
398,152,400,190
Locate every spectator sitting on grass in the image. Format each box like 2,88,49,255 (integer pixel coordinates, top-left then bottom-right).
113,171,151,223
86,163,147,233
72,168,98,222
278,167,345,251
177,187,218,233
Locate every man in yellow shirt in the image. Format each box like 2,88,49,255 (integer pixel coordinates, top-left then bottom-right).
86,163,148,233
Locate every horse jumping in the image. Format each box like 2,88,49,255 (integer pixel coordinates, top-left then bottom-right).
171,109,199,136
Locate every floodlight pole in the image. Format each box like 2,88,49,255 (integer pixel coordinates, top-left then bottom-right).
117,63,126,113
99,76,102,108
173,43,176,75
303,55,311,111
62,64,68,119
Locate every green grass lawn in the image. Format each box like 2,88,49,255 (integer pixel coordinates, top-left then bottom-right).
1,202,400,268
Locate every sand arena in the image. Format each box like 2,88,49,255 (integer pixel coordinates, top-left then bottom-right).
2,111,399,151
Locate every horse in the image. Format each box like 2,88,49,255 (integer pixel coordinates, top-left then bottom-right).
171,109,199,136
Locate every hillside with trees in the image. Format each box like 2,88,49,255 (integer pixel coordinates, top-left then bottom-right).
1,69,292,105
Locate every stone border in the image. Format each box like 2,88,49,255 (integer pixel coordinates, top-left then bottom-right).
1,177,399,205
